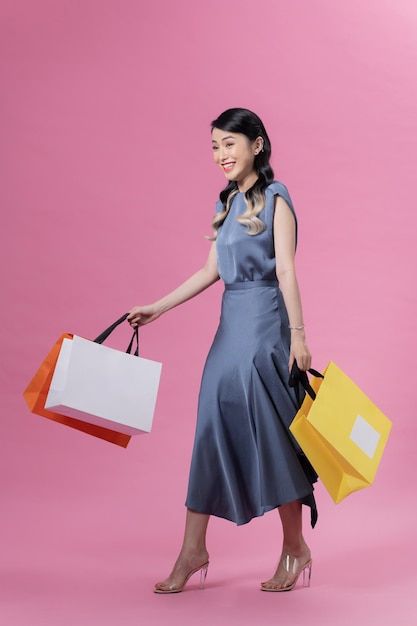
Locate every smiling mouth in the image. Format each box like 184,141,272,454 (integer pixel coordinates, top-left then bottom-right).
222,162,235,171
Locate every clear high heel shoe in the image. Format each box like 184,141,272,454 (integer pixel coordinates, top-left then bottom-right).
260,555,312,592
154,562,209,594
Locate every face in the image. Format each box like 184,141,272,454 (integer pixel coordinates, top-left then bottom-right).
211,128,263,192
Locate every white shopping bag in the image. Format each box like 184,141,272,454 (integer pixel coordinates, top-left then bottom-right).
45,335,162,435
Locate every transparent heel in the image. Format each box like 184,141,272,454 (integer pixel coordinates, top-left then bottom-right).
302,561,312,587
199,563,209,589
260,557,313,592
154,561,209,594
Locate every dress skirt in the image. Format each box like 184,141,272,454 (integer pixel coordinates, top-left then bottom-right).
185,280,317,527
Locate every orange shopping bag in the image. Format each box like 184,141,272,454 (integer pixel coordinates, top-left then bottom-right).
23,325,132,448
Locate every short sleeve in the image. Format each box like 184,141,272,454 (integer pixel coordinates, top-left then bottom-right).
266,181,298,246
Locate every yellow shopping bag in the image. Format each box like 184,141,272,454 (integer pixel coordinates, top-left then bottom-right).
289,361,392,504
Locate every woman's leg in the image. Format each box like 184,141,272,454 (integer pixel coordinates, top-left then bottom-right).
154,508,210,592
261,500,311,591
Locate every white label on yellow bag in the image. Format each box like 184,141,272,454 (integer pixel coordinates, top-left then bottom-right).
349,414,381,459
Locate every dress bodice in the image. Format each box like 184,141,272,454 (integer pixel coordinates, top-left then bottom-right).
215,181,296,285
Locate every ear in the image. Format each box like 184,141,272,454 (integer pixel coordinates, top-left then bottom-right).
253,136,264,155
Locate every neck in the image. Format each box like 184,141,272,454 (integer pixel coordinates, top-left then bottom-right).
237,172,258,192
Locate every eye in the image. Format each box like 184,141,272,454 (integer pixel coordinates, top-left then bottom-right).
212,145,219,151
226,143,234,148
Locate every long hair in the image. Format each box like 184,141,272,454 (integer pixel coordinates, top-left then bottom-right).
210,108,274,237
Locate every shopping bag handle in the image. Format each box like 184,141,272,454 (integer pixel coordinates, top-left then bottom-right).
93,313,139,356
288,361,324,405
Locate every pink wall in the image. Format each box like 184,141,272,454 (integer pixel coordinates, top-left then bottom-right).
1,1,416,624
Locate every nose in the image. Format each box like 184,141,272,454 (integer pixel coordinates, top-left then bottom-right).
219,145,228,161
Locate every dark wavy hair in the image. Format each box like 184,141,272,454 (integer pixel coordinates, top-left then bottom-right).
210,108,275,236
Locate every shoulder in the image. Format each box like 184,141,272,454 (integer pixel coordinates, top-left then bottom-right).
215,199,223,214
265,181,294,210
267,181,298,243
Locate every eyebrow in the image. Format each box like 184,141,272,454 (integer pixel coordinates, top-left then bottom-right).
212,135,235,144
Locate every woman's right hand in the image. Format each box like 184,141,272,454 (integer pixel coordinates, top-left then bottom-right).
127,304,161,328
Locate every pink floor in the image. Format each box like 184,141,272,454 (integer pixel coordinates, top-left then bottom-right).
2,1,417,624
1,427,415,626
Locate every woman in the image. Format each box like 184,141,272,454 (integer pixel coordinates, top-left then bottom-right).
127,108,317,593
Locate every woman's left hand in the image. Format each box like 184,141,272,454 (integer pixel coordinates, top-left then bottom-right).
289,334,312,372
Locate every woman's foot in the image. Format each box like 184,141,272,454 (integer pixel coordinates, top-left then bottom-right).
154,549,209,594
261,544,312,592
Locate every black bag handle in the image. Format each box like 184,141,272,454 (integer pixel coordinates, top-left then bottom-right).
93,313,139,356
288,361,324,405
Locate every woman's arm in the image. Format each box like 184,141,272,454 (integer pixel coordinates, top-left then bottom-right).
273,195,312,372
127,242,220,327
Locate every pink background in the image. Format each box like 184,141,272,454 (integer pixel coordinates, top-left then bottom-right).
1,1,416,624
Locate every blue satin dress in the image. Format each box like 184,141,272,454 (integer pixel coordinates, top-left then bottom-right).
185,181,317,527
